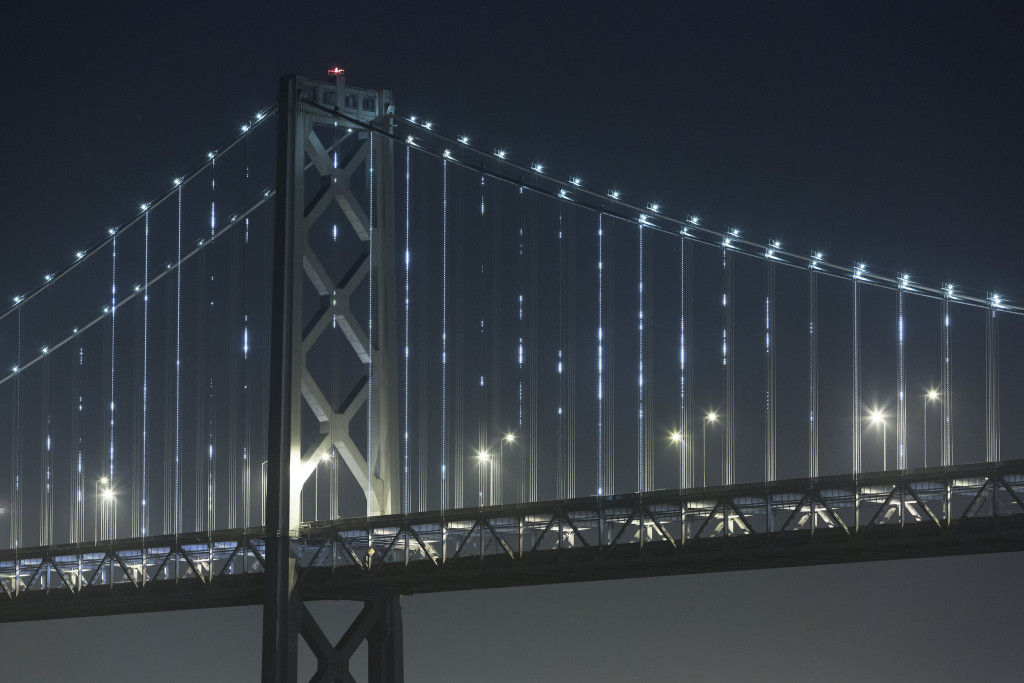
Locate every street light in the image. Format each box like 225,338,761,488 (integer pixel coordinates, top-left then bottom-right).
497,432,515,505
94,476,109,542
924,389,939,468
477,450,491,506
702,412,719,488
670,431,683,486
869,409,887,470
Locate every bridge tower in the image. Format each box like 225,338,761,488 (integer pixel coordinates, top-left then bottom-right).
263,71,402,682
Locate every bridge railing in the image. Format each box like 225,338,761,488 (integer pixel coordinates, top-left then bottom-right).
2,459,1022,621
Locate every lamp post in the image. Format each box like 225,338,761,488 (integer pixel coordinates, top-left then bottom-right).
497,432,514,505
261,460,268,526
870,410,887,470
477,450,490,506
924,389,939,468
670,431,682,486
702,411,719,488
94,476,108,542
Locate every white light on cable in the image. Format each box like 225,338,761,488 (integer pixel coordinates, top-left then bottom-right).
495,149,507,159
570,176,582,186
532,163,544,173
608,190,621,199
458,135,469,144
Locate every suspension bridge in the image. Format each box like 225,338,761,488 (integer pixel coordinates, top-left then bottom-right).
1,71,1023,681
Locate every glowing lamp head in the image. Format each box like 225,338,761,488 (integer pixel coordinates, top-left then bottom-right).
705,411,719,423
869,410,885,425
670,431,682,443
102,489,114,501
927,390,939,401
478,451,490,461
328,67,344,76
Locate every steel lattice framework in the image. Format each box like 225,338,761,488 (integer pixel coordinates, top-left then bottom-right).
3,459,1023,623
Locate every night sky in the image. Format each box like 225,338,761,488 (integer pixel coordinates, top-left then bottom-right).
2,2,1024,680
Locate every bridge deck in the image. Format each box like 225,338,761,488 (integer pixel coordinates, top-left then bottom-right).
2,460,1023,622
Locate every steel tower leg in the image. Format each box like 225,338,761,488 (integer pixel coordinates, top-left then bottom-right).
263,73,304,683
263,72,401,682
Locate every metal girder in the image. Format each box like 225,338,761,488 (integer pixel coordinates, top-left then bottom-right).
264,72,400,682
3,461,1024,625
300,597,403,683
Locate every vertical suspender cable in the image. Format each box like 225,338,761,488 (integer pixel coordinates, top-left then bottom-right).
440,158,448,512
142,209,149,536
517,186,525,503
109,236,117,539
41,347,51,545
809,268,819,478
175,185,182,534
637,217,645,492
678,233,686,489
897,285,906,470
72,339,84,542
722,247,735,485
681,236,692,489
942,292,952,466
558,204,566,498
765,259,776,482
491,172,503,504
417,154,429,511
852,277,861,475
986,302,1000,462
567,205,576,499
12,308,22,548
597,214,604,495
403,144,410,515
528,185,539,502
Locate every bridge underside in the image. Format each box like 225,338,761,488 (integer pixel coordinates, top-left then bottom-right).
2,460,1023,622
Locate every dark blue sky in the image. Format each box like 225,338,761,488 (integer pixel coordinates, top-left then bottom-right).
1,2,1023,679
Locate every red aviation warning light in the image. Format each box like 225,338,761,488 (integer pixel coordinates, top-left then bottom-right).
328,67,344,76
